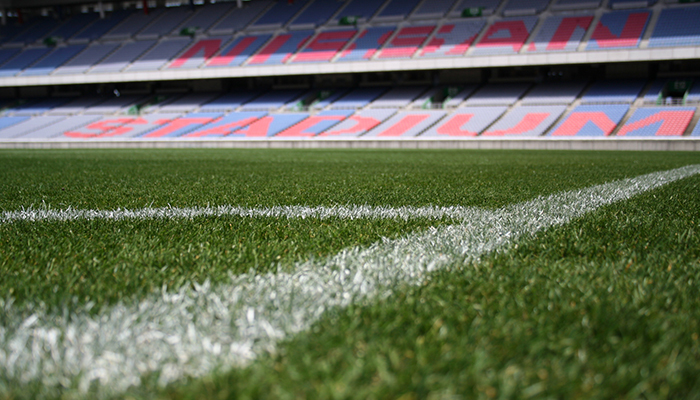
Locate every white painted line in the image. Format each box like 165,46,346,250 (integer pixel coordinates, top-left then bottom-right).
0,164,698,398
1,204,483,224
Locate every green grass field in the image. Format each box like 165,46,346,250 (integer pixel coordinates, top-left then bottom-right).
1,149,699,400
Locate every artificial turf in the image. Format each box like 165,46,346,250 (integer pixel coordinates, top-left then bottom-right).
158,171,700,400
1,149,699,399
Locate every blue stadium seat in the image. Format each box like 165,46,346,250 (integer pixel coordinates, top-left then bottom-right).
0,48,51,77
240,90,305,111
528,14,593,52
616,107,694,136
521,82,587,104
412,0,459,19
580,80,645,103
54,43,120,75
648,6,700,48
71,10,132,42
19,45,87,76
125,39,191,71
363,110,447,137
209,0,273,34
335,0,388,22
422,106,507,136
251,0,310,28
482,105,566,136
329,88,388,109
471,16,539,55
89,40,156,73
586,9,650,50
103,9,165,39
464,83,531,105
548,104,629,136
290,0,344,27
375,0,423,20
318,109,396,137
0,115,66,139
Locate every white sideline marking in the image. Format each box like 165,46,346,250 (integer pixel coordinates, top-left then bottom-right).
1,204,482,224
0,165,698,398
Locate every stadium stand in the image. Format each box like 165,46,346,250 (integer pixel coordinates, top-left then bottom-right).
275,110,355,138
11,98,71,115
548,104,629,136
370,87,427,108
551,0,601,11
17,115,102,139
0,48,52,77
179,3,236,34
240,90,304,111
586,9,650,49
209,0,273,34
363,110,447,137
418,21,485,57
687,81,700,103
616,107,695,136
66,114,182,140
330,88,387,109
0,48,22,67
89,40,156,73
126,38,191,71
138,112,224,139
49,13,100,41
84,96,144,115
378,25,436,59
183,112,266,138
0,116,29,132
608,0,656,8
308,90,350,110
1,0,696,78
528,15,594,52
450,0,503,16
411,0,459,19
7,18,59,45
203,34,272,67
0,115,66,139
247,30,315,65
464,83,531,106
375,0,423,20
168,36,232,69
200,92,263,112
648,6,700,48
319,109,396,137
291,29,358,63
482,105,567,136
580,80,646,103
521,82,587,104
334,0,387,22
502,0,550,16
445,85,479,107
19,44,87,76
224,113,310,138
692,121,700,136
103,9,165,39
422,106,507,136
251,0,310,29
472,16,539,54
156,93,220,113
54,43,121,75
289,0,344,28
48,96,104,115
136,7,196,39
70,10,131,42
336,26,395,61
